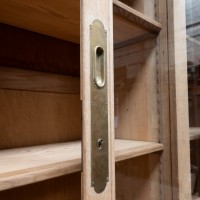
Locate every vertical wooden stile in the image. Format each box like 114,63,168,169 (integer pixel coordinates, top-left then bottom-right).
81,0,115,199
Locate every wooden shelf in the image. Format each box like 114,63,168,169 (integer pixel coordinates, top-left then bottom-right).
0,0,161,45
0,66,80,95
115,139,164,162
0,0,80,43
113,0,161,46
192,195,200,200
0,139,163,191
190,127,200,141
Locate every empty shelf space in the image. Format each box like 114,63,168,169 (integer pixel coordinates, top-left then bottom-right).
0,139,164,191
0,66,80,95
113,0,161,45
190,127,200,141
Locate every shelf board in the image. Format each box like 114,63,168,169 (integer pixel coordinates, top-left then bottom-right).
0,66,80,95
113,0,161,45
192,195,200,200
0,139,163,191
115,139,164,162
190,127,200,141
0,0,161,44
0,0,80,43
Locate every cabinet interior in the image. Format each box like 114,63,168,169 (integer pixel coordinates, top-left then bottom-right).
0,0,164,199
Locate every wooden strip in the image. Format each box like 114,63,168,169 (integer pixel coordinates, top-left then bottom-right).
190,127,200,141
81,0,115,199
115,139,164,162
113,0,161,34
0,66,80,94
0,139,164,191
155,0,173,199
168,0,192,199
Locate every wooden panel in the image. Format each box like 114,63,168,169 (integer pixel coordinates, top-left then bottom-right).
168,0,191,199
0,67,80,94
0,141,81,191
0,23,80,76
155,0,173,199
0,1,80,43
116,153,161,200
0,139,163,191
0,173,81,200
114,38,159,142
0,89,81,149
81,0,115,199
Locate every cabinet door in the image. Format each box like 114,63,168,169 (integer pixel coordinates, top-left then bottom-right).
81,0,115,199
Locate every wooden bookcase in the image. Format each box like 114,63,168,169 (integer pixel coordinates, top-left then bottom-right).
0,0,189,200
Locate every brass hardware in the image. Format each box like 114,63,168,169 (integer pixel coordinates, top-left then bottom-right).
94,46,105,88
90,19,108,194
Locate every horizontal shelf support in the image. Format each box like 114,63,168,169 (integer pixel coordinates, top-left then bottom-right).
0,139,164,191
0,66,80,95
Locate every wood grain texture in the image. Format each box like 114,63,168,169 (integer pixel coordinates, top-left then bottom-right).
118,0,156,19
0,1,80,43
155,0,173,199
0,141,81,191
168,0,191,199
115,139,164,162
0,66,80,94
0,23,80,76
116,153,161,200
0,173,81,200
114,38,159,142
0,89,81,149
81,0,115,199
113,0,161,36
0,139,163,191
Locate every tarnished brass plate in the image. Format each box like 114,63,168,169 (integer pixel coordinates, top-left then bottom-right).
90,19,108,194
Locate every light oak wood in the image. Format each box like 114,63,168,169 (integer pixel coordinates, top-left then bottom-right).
113,0,161,44
116,153,161,200
81,0,115,199
155,0,173,199
0,139,163,191
119,0,156,19
114,38,159,142
0,0,161,45
0,0,80,43
168,0,191,199
0,89,81,149
0,67,80,94
115,139,164,162
0,173,81,200
190,127,200,141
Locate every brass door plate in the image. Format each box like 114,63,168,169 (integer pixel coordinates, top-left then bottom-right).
90,19,108,194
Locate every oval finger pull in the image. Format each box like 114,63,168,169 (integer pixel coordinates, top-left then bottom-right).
94,46,105,88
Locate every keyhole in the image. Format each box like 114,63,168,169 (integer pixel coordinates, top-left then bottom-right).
98,139,103,149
